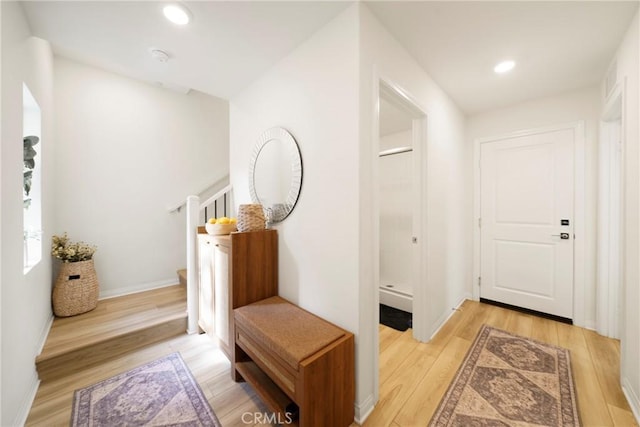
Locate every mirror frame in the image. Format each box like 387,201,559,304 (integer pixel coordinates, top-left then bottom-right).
248,127,303,224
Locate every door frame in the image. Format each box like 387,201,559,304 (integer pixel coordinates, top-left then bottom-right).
370,74,428,406
597,80,625,338
374,76,428,340
472,121,586,327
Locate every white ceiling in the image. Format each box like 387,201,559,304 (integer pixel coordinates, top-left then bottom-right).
21,1,353,99
367,1,639,114
21,1,639,114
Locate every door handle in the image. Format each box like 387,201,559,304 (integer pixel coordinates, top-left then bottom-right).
551,233,570,240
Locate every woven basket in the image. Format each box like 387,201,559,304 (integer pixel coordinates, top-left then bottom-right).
52,259,99,317
237,204,265,232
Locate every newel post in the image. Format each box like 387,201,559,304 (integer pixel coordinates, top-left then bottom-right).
186,195,200,334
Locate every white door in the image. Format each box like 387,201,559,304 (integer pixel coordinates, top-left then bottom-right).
480,128,575,319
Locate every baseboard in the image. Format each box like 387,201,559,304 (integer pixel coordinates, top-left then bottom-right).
13,373,39,427
354,393,375,425
37,314,54,354
429,293,470,340
98,278,179,300
14,314,54,425
582,320,597,331
622,377,640,424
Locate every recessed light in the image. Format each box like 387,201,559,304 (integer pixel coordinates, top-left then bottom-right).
494,60,516,74
163,4,191,25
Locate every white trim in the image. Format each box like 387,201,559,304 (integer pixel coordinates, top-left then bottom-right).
428,294,470,340
622,377,640,424
198,184,233,213
596,79,625,338
379,286,413,313
98,278,179,300
13,373,39,427
37,314,54,354
166,173,229,213
574,121,586,327
472,121,587,326
371,69,381,405
354,394,375,424
186,195,200,335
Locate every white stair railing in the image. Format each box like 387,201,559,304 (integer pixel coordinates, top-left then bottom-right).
185,184,234,334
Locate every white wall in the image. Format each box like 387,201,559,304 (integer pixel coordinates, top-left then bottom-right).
229,1,362,411
1,3,55,425
54,58,229,297
467,86,601,329
612,10,640,421
359,4,471,418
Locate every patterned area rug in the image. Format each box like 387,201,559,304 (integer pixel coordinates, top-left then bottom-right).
430,325,580,427
71,352,221,427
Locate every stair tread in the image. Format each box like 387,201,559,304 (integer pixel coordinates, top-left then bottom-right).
38,284,186,363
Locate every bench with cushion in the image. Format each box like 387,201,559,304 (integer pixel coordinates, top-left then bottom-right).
234,296,355,427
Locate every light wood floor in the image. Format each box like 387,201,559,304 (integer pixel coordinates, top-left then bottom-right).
26,299,638,426
366,300,638,427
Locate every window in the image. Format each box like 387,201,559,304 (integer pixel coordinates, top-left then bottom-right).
23,83,42,273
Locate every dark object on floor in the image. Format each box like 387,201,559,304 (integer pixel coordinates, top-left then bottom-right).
380,304,412,331
480,298,573,324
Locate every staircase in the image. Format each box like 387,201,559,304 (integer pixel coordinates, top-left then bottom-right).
178,268,187,287
36,282,187,382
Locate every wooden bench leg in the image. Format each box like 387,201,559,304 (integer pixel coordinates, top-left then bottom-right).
298,335,355,427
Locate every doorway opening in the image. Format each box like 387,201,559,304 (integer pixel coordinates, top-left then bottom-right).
376,80,427,330
372,78,428,406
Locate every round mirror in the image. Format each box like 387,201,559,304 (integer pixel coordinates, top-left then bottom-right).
248,127,303,224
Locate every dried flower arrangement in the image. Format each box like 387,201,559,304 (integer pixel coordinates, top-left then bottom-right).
51,233,97,263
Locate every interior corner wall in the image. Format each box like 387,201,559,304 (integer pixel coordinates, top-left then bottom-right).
467,86,601,329
613,10,640,421
229,1,362,405
53,58,229,298
1,3,55,425
0,2,4,421
358,3,470,415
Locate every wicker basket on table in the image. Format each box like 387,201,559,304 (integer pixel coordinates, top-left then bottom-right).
237,204,266,232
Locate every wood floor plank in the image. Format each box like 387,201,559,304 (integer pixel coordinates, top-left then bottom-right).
584,329,630,411
505,310,534,337
392,336,471,426
379,325,403,353
430,300,477,352
364,344,437,427
455,300,492,341
483,303,514,331
378,329,420,385
571,354,616,427
556,320,588,351
530,315,559,345
608,403,639,426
